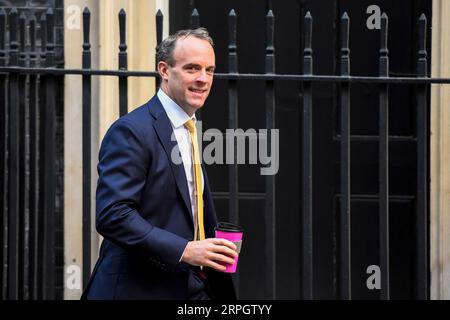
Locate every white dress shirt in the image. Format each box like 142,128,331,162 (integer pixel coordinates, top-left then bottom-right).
157,89,204,223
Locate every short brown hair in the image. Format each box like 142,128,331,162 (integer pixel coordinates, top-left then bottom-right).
156,27,214,66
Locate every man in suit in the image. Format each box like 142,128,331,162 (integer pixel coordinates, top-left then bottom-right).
82,28,238,300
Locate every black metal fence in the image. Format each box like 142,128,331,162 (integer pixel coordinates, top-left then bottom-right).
0,6,63,299
0,6,437,299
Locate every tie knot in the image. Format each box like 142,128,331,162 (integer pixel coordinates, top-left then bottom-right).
184,119,196,133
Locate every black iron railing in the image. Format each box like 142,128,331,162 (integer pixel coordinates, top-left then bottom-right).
0,6,433,299
0,7,58,299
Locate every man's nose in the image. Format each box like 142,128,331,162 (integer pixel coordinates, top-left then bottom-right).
196,70,208,82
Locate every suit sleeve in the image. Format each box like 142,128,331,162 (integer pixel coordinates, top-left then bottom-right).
95,118,188,271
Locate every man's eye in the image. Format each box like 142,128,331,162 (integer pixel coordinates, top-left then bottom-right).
187,66,199,72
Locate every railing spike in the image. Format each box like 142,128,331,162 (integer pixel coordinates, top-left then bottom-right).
190,8,200,29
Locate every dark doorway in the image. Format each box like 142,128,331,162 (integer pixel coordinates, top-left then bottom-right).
170,0,431,299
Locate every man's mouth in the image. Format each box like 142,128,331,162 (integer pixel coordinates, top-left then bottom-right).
189,88,207,94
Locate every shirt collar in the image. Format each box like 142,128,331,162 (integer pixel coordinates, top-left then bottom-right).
157,89,196,129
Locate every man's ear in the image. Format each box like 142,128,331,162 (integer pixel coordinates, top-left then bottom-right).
158,61,170,81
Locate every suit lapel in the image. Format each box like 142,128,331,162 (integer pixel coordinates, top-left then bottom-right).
148,96,194,224
201,163,218,237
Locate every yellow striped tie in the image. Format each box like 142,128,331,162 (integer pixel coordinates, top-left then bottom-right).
184,119,205,242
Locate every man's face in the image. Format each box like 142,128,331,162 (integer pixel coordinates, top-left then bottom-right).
159,36,216,116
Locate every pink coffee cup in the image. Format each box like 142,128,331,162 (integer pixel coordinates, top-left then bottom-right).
214,222,244,273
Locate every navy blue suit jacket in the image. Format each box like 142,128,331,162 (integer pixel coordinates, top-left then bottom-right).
81,95,235,300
